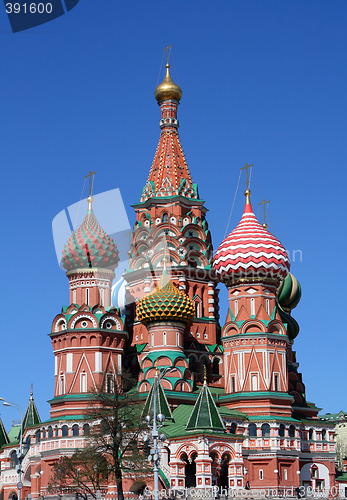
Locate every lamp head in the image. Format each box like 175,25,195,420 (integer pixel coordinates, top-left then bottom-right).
157,413,166,423
145,415,152,423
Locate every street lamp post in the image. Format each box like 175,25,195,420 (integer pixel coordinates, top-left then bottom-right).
145,368,174,500
1,398,24,500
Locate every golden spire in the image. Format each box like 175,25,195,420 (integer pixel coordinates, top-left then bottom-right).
258,199,270,229
155,46,182,103
203,364,207,385
154,357,159,377
85,170,96,213
240,163,253,204
30,383,34,401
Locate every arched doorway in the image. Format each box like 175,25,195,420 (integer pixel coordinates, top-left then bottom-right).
181,452,197,488
210,452,220,487
220,453,231,490
9,492,18,500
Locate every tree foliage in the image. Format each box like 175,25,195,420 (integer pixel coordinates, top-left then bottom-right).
48,372,150,500
48,447,109,499
87,371,151,500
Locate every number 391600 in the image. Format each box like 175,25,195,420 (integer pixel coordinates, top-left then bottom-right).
6,3,53,13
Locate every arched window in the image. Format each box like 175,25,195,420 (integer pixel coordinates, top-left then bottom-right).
251,374,258,391
35,430,41,443
289,425,295,438
309,428,314,440
72,424,79,437
278,424,285,437
80,372,87,393
86,288,89,305
248,423,257,437
261,423,270,437
48,426,53,439
230,423,237,434
61,425,69,437
213,358,220,375
250,298,255,316
23,435,31,455
162,213,169,223
234,300,238,317
100,288,104,306
106,373,115,393
10,451,18,469
266,299,270,315
163,331,167,346
322,429,326,441
189,356,196,372
73,289,77,303
59,374,65,395
83,424,90,436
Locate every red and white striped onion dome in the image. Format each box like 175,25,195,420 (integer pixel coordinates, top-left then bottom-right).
213,191,290,284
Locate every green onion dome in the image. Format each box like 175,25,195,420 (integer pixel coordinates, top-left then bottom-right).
62,196,119,272
277,273,301,312
137,271,194,325
278,307,300,340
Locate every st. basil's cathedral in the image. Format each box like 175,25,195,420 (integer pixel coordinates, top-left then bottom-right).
0,60,340,499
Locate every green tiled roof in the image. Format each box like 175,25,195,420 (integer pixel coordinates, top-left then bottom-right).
142,374,173,421
23,394,41,430
186,380,225,432
7,424,21,444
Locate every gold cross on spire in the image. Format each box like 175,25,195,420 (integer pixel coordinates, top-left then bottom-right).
258,199,270,229
240,163,253,191
85,170,96,196
164,44,172,65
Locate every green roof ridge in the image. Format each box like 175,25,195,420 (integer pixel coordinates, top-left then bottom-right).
23,393,41,431
186,379,225,432
0,417,9,448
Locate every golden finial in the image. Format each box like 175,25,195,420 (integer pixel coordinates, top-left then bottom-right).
258,199,270,229
164,44,172,66
203,365,207,385
85,170,96,212
240,163,253,204
155,46,182,103
30,383,33,401
154,357,159,376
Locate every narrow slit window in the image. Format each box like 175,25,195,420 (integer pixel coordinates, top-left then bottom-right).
251,298,255,316
235,300,238,317
266,299,270,315
86,288,89,305
231,376,236,393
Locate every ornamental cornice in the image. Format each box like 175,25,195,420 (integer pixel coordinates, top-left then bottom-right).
222,334,288,346
66,268,115,278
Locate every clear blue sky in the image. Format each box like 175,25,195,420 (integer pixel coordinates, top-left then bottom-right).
0,0,346,429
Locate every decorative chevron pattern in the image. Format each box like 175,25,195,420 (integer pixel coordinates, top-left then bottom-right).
213,202,290,282
137,275,194,325
140,129,198,202
62,208,119,272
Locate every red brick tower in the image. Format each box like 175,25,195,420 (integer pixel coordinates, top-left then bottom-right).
125,61,221,385
213,187,293,416
49,194,128,419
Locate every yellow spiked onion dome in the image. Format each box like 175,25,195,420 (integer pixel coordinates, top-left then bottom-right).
137,270,194,325
155,64,182,103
